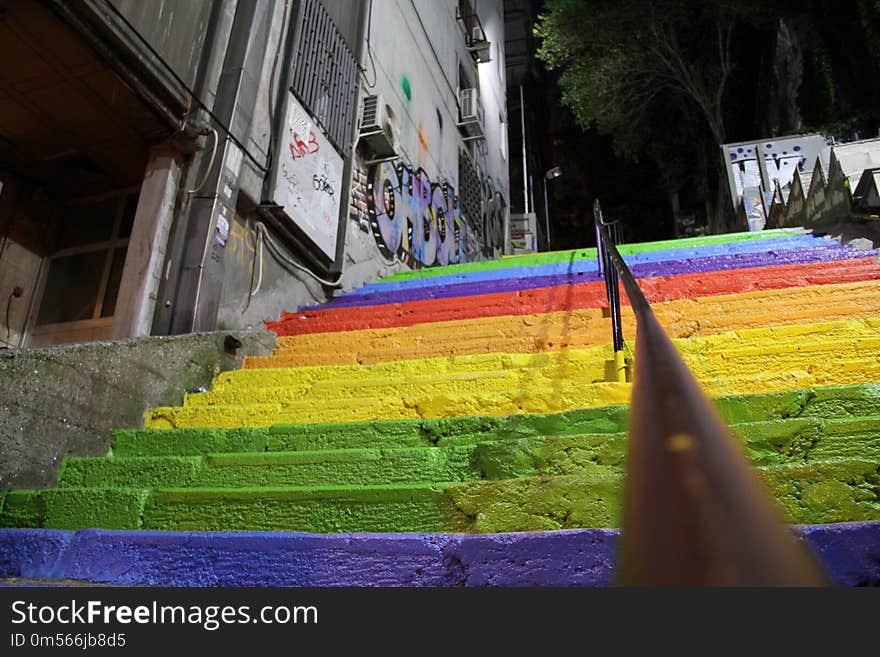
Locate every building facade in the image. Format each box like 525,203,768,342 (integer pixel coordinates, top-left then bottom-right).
0,0,508,348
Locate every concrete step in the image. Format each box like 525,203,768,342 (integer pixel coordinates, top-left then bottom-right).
262,279,880,366
57,417,880,488
149,318,880,427
122,383,880,454
221,317,880,392
314,244,873,310
377,228,802,282
344,237,855,297
147,381,634,428
272,257,880,337
3,459,877,532
3,519,877,586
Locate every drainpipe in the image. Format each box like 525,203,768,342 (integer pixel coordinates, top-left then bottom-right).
151,0,236,335
171,0,273,334
520,85,529,214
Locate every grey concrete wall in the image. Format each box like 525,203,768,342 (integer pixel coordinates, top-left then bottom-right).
171,0,510,330
219,0,406,328
216,212,405,329
0,329,275,491
108,0,215,90
352,0,510,262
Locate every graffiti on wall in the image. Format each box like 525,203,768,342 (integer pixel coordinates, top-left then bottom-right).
724,134,828,208
227,218,257,272
480,175,505,255
367,161,468,268
271,91,343,259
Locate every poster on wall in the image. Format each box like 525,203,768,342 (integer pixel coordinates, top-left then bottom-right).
271,91,343,259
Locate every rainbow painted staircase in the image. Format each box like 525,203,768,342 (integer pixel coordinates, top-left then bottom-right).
2,227,880,585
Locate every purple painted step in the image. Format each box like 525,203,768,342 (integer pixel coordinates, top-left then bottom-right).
2,522,878,586
315,244,876,309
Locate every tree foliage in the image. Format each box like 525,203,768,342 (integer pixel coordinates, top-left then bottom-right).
536,0,738,158
535,0,880,230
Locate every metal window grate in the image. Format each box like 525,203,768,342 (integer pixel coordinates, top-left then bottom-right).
290,0,359,154
458,150,481,231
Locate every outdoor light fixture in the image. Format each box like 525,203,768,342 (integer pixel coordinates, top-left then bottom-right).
543,166,563,250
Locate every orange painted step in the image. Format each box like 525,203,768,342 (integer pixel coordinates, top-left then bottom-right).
269,258,880,337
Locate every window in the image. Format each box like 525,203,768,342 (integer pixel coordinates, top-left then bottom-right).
34,191,137,327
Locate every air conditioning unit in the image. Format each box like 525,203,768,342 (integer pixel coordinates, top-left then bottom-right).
469,26,491,63
457,88,485,142
358,94,398,158
460,88,482,123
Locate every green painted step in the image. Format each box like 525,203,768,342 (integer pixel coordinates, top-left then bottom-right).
3,459,877,532
60,417,880,489
380,229,800,282
114,383,880,457
114,406,629,456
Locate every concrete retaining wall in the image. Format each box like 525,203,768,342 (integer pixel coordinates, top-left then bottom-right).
0,330,275,490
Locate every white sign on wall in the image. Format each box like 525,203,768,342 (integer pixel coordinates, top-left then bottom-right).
272,92,343,259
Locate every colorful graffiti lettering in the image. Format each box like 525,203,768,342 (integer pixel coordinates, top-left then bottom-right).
227,218,257,271
367,162,466,268
481,176,505,255
288,131,320,160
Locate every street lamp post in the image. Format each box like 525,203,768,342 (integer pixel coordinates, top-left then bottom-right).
543,166,563,251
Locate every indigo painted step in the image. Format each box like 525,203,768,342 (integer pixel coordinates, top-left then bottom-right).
382,228,802,280
338,236,860,297
317,231,868,296
365,229,810,289
4,522,879,586
313,244,875,308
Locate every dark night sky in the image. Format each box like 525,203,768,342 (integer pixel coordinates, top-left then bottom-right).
526,1,673,251
534,69,673,251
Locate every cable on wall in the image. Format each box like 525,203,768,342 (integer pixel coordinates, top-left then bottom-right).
186,127,219,195
255,222,343,287
100,0,271,174
358,0,378,89
265,0,291,168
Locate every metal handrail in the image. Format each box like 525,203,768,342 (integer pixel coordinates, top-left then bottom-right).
592,199,828,586
593,201,624,354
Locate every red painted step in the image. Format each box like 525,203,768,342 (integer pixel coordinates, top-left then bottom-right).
268,258,880,337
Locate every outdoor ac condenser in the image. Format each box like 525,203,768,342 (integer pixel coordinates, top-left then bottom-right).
359,94,398,158
469,25,491,62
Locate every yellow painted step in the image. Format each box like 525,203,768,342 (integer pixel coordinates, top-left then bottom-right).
147,383,634,429
199,318,880,401
208,348,612,392
146,319,880,429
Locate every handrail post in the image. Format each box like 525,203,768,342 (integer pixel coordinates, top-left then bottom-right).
594,200,627,382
